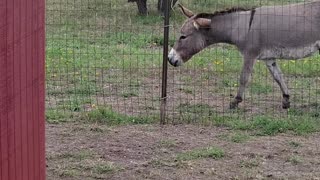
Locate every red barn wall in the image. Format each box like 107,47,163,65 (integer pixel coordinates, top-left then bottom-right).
0,0,46,179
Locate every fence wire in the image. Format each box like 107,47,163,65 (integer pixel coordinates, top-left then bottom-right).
46,0,320,123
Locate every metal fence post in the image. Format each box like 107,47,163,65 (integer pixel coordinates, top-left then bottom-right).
160,0,170,125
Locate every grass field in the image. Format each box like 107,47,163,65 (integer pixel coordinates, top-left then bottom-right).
46,0,320,179
46,0,320,123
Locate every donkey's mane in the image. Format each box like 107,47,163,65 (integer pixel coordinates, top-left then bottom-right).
195,7,254,19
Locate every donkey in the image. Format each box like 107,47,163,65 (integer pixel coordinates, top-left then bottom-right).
168,2,320,109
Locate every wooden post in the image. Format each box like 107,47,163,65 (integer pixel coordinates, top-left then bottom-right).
160,0,170,125
0,0,46,179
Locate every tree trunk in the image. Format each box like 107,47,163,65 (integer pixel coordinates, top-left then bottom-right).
136,0,148,15
129,0,177,16
158,0,178,16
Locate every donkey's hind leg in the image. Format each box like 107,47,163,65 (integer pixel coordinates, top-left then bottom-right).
265,60,290,109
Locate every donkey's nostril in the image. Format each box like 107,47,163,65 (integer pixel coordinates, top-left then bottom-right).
168,60,175,66
168,58,179,67
174,60,179,67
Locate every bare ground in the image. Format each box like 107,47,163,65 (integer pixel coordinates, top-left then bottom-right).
46,123,320,180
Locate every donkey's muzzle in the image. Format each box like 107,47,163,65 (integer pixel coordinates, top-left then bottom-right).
168,58,179,67
168,49,183,67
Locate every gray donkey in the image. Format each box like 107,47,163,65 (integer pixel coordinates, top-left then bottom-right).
168,2,320,109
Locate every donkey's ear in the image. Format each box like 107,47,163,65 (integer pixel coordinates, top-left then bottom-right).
178,4,194,18
194,18,211,29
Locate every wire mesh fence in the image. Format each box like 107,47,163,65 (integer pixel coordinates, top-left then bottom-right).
46,0,320,124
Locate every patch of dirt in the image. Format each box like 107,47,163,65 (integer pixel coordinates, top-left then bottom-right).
46,123,320,180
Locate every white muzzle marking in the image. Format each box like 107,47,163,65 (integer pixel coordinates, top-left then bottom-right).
168,49,183,67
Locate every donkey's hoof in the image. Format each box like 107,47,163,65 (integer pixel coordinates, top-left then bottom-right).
229,102,239,109
282,101,291,109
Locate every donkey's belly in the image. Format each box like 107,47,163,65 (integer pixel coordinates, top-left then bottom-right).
258,42,320,60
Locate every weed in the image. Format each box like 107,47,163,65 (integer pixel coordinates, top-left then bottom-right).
59,169,79,177
158,140,177,148
93,163,118,174
240,159,260,169
56,150,93,161
149,159,179,168
287,156,302,165
223,79,238,87
178,103,216,115
179,87,193,94
71,127,86,132
90,127,104,133
289,141,301,148
176,146,224,161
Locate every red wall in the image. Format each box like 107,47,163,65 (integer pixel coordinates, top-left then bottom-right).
0,0,46,179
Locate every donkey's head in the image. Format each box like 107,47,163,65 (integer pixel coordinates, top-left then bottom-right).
168,4,212,67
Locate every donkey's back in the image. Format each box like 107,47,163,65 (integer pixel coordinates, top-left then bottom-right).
243,1,320,60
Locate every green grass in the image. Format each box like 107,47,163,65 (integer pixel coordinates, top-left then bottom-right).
53,150,94,161
176,146,225,161
46,109,74,124
206,115,320,136
250,83,273,94
233,116,319,135
49,149,121,178
46,0,320,129
83,107,156,125
288,103,320,118
54,96,93,112
218,132,251,143
229,132,251,143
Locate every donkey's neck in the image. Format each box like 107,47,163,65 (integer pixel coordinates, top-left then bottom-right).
207,14,237,45
208,11,252,46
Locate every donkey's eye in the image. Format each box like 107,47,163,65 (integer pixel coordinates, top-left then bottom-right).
179,36,187,40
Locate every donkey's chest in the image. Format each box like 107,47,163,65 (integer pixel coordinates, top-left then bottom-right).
257,41,320,60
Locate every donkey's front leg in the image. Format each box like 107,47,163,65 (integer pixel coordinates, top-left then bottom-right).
230,56,257,109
